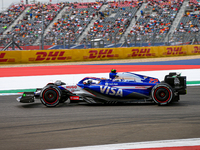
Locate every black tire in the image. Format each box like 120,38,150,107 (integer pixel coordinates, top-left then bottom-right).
151,83,174,105
40,85,61,107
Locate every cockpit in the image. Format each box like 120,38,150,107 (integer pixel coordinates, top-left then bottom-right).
109,69,144,82
82,78,101,85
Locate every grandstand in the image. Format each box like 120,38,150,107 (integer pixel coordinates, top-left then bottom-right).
0,0,199,50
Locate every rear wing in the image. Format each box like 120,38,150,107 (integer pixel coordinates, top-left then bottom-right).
164,72,186,95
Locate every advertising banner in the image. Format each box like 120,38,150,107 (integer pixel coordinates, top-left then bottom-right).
187,45,200,55
124,47,158,58
159,46,187,57
0,51,21,63
24,50,74,63
81,48,121,61
0,45,200,64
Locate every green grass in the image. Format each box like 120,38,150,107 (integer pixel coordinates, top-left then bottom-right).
0,89,36,93
187,81,200,85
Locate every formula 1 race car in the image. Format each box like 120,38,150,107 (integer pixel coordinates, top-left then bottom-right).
17,70,187,107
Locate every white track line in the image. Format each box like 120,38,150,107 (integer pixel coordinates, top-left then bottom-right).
48,138,200,150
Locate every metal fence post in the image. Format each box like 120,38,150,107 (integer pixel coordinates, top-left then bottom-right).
134,34,136,46
64,35,66,49
92,33,95,48
86,38,88,49
12,35,15,50
115,32,116,48
68,34,70,49
168,33,170,46
25,38,26,50
110,34,112,44
41,11,44,50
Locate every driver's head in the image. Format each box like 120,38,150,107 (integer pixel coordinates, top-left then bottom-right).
110,69,117,79
111,69,116,73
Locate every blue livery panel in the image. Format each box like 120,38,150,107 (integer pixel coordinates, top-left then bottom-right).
77,72,160,98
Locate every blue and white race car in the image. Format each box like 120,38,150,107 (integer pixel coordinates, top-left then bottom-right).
17,69,186,107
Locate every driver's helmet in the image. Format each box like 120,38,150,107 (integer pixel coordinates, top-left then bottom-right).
83,79,92,84
109,69,118,79
88,79,92,84
111,69,116,73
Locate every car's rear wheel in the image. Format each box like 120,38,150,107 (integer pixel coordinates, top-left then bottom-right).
151,83,174,105
40,85,61,107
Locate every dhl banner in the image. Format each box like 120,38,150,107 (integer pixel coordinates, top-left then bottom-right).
1,45,200,64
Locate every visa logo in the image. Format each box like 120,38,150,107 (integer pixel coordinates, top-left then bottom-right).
100,86,123,97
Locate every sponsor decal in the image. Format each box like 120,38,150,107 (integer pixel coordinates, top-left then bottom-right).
100,86,123,97
133,86,151,89
22,94,34,97
174,77,180,85
113,86,152,89
106,83,119,86
128,48,155,57
0,52,15,62
149,78,159,84
83,49,118,59
70,96,79,100
163,47,186,56
65,85,78,92
192,46,200,54
65,86,77,89
29,51,71,61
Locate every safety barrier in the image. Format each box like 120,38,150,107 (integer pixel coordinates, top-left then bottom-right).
0,45,200,64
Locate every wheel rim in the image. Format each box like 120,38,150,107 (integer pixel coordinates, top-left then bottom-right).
160,92,166,97
154,86,171,103
42,88,59,104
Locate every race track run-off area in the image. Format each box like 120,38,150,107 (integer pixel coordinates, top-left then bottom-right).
0,58,200,150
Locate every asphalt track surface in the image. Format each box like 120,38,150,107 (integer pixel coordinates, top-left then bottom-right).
0,86,200,150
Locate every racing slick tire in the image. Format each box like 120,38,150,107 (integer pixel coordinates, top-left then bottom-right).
40,85,62,107
151,83,174,106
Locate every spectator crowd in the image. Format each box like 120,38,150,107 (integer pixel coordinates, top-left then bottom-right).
0,0,200,48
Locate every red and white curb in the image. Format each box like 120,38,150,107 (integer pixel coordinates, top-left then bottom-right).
48,138,200,150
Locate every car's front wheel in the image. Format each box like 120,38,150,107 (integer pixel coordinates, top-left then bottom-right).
40,85,61,107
